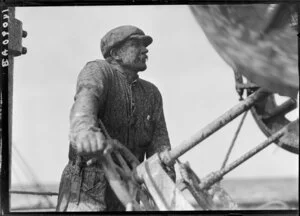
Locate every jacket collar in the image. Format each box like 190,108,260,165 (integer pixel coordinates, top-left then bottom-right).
109,60,139,85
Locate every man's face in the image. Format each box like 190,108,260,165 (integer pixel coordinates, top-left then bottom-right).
116,38,149,72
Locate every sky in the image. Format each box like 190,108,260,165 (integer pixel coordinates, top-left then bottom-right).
11,5,298,186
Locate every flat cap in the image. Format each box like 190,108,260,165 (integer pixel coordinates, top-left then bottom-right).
101,25,153,58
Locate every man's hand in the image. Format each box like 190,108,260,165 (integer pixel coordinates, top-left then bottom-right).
75,130,119,156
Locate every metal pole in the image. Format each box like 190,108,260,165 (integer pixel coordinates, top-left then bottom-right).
9,190,58,196
199,123,288,190
162,88,269,166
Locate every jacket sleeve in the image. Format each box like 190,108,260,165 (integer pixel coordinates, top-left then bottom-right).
146,89,176,181
69,61,108,145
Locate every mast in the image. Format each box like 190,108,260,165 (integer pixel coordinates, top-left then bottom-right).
0,6,27,213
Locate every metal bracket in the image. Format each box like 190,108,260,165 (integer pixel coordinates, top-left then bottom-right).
8,9,27,57
136,153,196,210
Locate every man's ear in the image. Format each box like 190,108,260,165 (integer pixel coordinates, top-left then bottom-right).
110,48,121,61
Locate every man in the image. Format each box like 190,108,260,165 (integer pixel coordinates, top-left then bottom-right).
56,25,175,211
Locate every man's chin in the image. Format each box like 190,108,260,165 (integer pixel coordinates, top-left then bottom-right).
132,64,147,72
123,63,147,72
138,65,147,72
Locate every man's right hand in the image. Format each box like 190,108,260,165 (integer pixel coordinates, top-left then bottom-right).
75,129,114,156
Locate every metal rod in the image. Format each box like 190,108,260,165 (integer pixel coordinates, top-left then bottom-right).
233,70,244,100
262,98,297,120
236,82,259,90
162,88,269,166
9,190,58,196
221,110,248,169
199,124,287,190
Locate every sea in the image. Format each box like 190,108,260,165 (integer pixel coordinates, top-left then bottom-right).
9,177,298,212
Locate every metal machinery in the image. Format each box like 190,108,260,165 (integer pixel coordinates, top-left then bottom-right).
96,4,299,210
96,89,297,210
5,4,299,211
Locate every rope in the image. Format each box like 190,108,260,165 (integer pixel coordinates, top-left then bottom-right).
12,145,54,205
221,110,248,170
11,166,34,207
98,119,111,139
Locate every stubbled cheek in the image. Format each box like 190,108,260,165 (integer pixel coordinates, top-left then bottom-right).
125,52,135,61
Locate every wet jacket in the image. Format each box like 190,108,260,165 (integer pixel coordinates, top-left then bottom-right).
57,59,174,211
68,59,172,162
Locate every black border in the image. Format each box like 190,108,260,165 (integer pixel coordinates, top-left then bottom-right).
0,5,10,215
0,0,300,7
0,1,299,215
